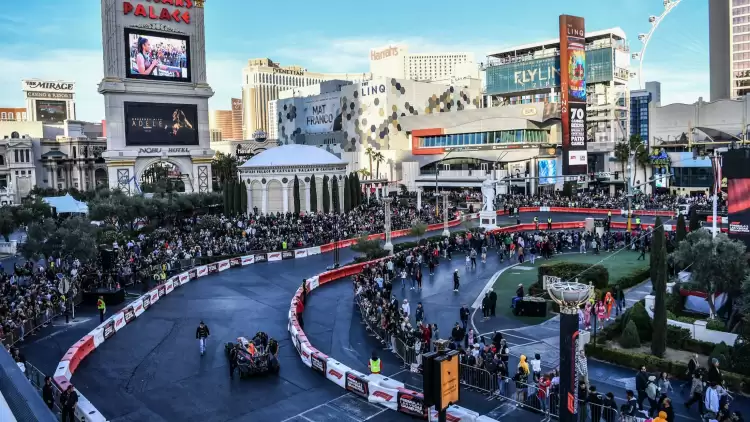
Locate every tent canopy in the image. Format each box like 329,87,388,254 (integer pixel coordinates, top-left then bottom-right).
42,194,89,214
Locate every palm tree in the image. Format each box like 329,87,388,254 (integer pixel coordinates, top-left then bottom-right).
373,151,384,179
614,135,650,189
212,152,238,185
365,147,374,178
357,168,371,179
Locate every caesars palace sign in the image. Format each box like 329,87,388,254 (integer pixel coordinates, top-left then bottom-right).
122,0,196,24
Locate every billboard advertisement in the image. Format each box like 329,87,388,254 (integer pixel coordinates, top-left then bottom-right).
303,92,342,134
125,28,190,82
35,100,68,123
725,149,750,247
560,14,587,175
538,159,557,185
124,102,199,146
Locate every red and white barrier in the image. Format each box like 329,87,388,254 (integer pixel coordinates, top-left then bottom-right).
367,374,403,410
325,358,349,389
429,405,480,421
218,259,230,271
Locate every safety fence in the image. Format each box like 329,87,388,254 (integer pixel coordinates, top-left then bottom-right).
23,362,63,418
1,291,83,350
353,295,420,370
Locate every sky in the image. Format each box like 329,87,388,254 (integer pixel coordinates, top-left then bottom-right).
0,0,709,122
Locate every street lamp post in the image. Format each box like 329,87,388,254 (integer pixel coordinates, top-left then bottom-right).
442,192,450,237
435,150,454,215
384,197,394,253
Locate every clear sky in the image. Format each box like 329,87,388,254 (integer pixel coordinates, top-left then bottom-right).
0,0,709,122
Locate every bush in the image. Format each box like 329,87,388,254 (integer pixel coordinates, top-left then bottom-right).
626,302,653,342
682,338,716,356
666,326,691,348
584,344,750,393
707,319,728,332
711,342,733,368
619,320,642,348
613,267,651,290
537,262,609,290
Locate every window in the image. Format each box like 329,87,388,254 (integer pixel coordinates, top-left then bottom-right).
14,150,18,163
25,150,30,162
0,112,5,120
73,147,77,158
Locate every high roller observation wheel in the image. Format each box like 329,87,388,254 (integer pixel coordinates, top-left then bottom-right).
634,0,683,90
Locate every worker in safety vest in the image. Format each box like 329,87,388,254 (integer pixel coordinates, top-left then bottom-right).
635,217,641,230
547,217,552,231
369,352,381,374
533,216,539,230
97,296,106,323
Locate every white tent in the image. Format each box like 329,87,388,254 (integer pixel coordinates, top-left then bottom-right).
42,194,89,214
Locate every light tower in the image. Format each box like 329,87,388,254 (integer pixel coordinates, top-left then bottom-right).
631,0,683,89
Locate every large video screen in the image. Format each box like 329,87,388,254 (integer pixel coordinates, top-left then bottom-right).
538,159,557,185
125,28,190,82
724,149,750,247
124,102,198,146
35,100,67,123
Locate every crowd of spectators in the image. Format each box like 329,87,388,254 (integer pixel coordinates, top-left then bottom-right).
498,193,685,211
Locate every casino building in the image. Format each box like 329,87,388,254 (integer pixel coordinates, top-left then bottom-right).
484,27,631,176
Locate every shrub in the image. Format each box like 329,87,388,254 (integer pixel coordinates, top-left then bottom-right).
537,262,609,290
707,319,728,332
666,326,691,348
626,302,653,342
682,338,716,356
620,320,642,348
710,342,732,368
613,267,651,290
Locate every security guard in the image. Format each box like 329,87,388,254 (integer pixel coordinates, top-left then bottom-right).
97,296,106,323
369,352,381,374
547,217,552,231
533,216,539,230
635,216,641,230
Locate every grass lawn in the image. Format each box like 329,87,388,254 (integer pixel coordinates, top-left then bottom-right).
489,250,650,323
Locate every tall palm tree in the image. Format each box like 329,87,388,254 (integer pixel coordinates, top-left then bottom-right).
373,151,384,179
212,152,238,185
365,147,374,179
357,168,371,179
614,135,650,190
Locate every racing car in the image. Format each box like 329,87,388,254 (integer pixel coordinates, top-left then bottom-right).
225,331,280,378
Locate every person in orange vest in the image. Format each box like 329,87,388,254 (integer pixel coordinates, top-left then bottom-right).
97,296,106,323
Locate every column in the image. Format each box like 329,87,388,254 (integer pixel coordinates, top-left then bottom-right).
51,164,57,189
261,185,268,214
416,188,422,210
383,198,393,253
246,183,253,216
366,185,371,202
530,158,537,194
282,185,290,213
304,183,311,213
78,165,85,191
442,193,450,237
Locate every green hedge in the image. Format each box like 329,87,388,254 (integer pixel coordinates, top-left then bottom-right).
584,343,750,393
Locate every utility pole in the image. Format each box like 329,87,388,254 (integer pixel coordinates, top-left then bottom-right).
711,149,721,239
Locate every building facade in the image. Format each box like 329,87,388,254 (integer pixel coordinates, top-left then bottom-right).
209,99,243,141
369,44,476,82
484,28,630,175
0,108,28,122
709,0,750,100
274,77,483,181
630,90,651,142
241,58,372,138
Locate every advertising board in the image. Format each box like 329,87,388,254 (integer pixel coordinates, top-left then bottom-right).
303,92,342,134
125,28,190,82
725,149,750,247
124,102,198,146
538,159,557,185
559,15,587,175
35,100,68,123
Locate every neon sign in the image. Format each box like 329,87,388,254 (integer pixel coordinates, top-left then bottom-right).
123,0,193,24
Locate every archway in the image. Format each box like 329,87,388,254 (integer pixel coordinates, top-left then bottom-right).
94,168,108,188
266,179,282,213
250,181,262,214
139,160,186,193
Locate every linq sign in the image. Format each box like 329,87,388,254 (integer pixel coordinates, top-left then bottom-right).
123,0,193,24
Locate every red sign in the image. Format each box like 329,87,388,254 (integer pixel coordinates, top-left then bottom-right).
123,0,193,24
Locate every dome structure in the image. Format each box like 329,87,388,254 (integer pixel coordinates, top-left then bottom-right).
238,144,348,214
240,144,344,168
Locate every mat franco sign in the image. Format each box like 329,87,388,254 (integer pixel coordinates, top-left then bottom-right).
122,0,194,24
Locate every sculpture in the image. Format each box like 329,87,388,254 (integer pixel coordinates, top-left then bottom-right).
481,179,496,212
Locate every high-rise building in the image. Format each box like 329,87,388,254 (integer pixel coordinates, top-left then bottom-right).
241,58,371,139
710,0,750,100
209,99,243,141
0,108,27,122
630,81,660,144
369,44,476,82
230,98,243,139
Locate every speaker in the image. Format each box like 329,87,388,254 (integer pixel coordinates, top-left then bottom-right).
99,246,114,271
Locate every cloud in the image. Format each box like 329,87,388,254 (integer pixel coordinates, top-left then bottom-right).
631,65,709,105
0,47,246,121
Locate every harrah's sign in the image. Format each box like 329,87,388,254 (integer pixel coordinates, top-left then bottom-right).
371,46,399,61
123,0,193,24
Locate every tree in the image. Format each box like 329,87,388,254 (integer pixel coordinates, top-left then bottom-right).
351,172,360,208
212,152,238,185
227,180,235,215
619,320,642,349
322,175,330,213
651,217,668,357
672,230,748,318
309,174,318,213
373,151,384,179
240,181,248,215
0,208,16,242
343,175,351,213
410,221,427,241
293,176,301,215
676,214,687,242
365,147,374,178
233,181,242,214
689,210,701,232
222,182,230,215
331,176,340,214
21,217,98,263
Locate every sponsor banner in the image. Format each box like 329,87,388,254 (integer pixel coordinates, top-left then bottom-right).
132,299,145,317
113,312,126,332
218,260,230,271
196,265,208,277
150,289,160,304
241,255,255,265
345,371,370,398
168,276,179,289
103,320,116,340
308,246,321,255
207,263,219,274
123,306,135,324
294,249,308,258
281,251,295,260
306,276,320,292
142,294,151,311
188,269,197,280
254,253,267,263
369,383,400,410
311,352,328,376
540,206,550,212
326,359,348,389
179,272,190,285
158,285,166,297
229,257,241,267
299,341,312,367
397,390,427,419
165,280,174,294
267,252,282,262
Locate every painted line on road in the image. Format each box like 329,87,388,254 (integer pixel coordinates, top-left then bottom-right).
280,393,353,422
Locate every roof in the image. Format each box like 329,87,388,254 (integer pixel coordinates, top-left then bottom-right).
41,150,67,158
42,194,89,214
487,27,627,57
239,144,345,167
